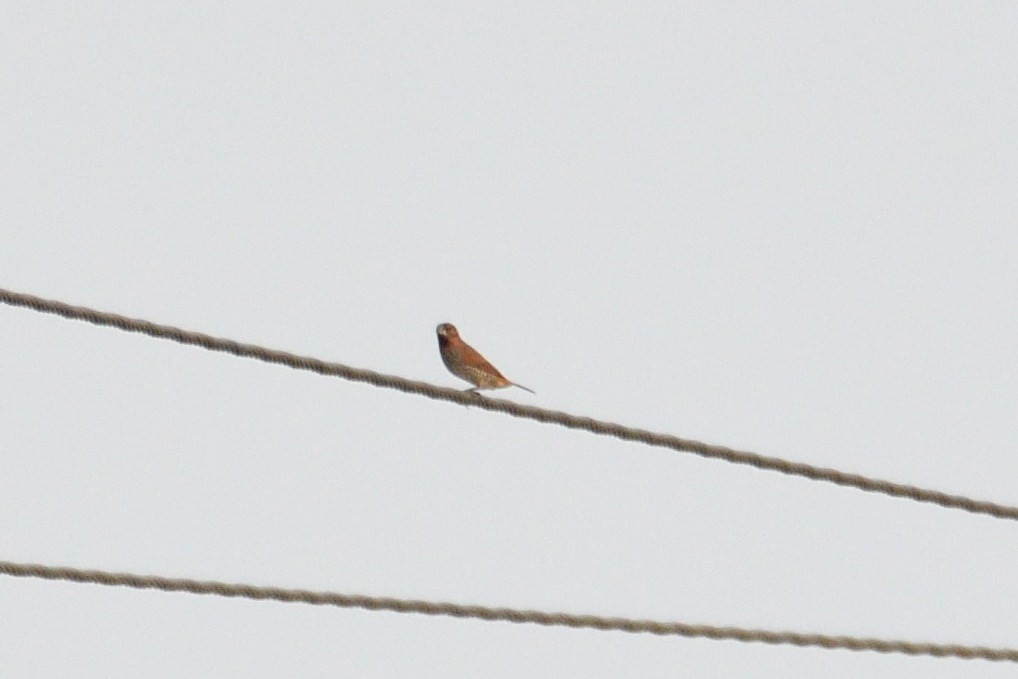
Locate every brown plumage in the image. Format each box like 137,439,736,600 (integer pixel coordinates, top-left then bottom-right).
436,323,535,394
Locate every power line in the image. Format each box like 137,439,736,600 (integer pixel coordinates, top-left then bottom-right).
1,287,1016,522
1,559,1014,662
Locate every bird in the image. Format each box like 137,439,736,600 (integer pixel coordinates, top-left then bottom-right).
436,323,535,395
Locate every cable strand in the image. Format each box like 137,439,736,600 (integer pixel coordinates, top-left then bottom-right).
0,560,1014,662
1,287,1016,521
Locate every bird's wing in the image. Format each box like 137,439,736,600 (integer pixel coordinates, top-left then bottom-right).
460,342,507,379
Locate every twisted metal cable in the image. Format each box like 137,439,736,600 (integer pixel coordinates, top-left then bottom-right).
2,287,1016,521
0,560,1014,662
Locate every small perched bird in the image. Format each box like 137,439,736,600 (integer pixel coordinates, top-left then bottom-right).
436,323,535,394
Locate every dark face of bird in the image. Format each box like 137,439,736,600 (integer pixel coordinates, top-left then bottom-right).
436,323,459,348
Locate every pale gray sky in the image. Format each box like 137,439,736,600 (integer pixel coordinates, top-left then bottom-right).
2,3,1017,677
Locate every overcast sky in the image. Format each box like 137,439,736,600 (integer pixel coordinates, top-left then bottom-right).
2,3,1017,677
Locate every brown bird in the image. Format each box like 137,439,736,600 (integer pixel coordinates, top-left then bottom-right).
436,323,535,394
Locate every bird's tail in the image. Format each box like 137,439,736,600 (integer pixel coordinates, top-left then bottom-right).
512,382,536,394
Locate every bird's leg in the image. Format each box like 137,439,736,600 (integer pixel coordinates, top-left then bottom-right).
464,387,484,397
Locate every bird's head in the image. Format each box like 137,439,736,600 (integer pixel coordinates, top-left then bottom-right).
436,323,460,340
